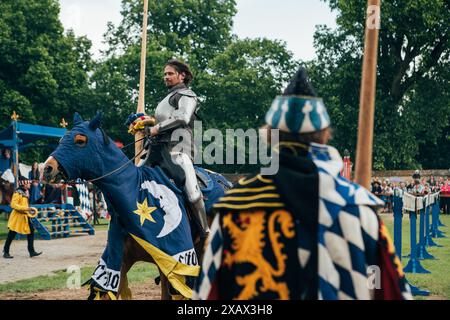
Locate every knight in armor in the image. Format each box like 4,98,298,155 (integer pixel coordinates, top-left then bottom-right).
126,59,209,239
194,68,412,300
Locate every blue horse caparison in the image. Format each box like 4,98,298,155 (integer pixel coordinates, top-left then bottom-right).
44,112,228,299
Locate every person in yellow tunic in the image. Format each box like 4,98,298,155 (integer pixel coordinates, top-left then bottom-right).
3,179,42,259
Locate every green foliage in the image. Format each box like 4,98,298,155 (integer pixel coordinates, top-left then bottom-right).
1,0,447,171
0,0,294,171
90,41,176,154
195,38,298,172
88,0,238,159
309,0,450,169
197,38,298,130
91,1,297,172
0,262,159,294
0,0,95,163
104,0,237,69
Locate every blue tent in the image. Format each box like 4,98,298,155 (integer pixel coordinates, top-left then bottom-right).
0,122,66,149
0,119,67,186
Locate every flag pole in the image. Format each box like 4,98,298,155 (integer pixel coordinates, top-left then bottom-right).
354,0,381,189
135,0,149,164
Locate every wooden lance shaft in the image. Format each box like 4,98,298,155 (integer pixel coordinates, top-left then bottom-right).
135,0,149,164
354,0,381,189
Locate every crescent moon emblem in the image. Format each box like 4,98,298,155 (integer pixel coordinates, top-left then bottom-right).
141,180,183,238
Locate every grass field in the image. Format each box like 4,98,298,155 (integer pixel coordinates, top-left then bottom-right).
1,211,449,299
0,262,159,294
0,214,8,241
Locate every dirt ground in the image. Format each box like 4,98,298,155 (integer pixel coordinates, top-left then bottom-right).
0,230,162,300
0,230,109,284
0,282,161,300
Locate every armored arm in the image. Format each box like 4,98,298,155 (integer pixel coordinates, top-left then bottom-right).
155,95,197,133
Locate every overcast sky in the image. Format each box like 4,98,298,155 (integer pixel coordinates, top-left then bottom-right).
59,0,337,61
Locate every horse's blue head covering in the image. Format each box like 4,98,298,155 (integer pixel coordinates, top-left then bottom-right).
265,68,330,133
51,112,125,181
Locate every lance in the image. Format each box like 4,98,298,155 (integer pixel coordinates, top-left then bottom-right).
135,0,149,163
354,0,381,189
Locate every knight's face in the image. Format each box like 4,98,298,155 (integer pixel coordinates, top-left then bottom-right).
163,65,184,88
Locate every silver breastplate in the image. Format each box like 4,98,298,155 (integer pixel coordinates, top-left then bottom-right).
155,92,176,124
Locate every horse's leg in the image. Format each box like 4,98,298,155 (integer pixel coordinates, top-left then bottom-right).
117,235,136,300
118,260,133,300
159,270,172,300
132,236,172,300
124,234,169,300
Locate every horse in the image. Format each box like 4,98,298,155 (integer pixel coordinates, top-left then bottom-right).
43,112,231,300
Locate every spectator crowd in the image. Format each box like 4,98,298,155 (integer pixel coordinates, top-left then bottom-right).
370,170,450,214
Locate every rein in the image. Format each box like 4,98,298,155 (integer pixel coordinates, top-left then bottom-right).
87,141,147,183
57,136,148,186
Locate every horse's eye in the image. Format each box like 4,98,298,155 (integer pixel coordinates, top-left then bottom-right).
74,134,87,147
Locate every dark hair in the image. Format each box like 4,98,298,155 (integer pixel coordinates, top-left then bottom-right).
164,59,194,85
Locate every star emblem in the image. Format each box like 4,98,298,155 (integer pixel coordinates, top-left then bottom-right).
133,198,157,226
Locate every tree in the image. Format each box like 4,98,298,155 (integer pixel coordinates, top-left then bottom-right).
92,1,297,173
103,0,237,69
195,38,298,173
309,0,450,169
91,0,238,156
91,41,175,150
196,38,298,130
0,0,95,163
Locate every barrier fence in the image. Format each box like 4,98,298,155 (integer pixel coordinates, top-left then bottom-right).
392,191,446,296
